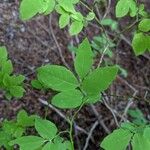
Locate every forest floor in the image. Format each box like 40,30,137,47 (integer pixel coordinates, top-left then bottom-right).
0,0,150,150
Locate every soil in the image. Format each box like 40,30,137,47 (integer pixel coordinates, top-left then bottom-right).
0,1,150,150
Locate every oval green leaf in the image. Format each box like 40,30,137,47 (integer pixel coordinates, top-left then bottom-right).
37,65,79,92
74,38,93,79
138,19,150,32
9,136,45,150
82,66,118,96
101,129,133,150
35,118,57,140
52,89,83,109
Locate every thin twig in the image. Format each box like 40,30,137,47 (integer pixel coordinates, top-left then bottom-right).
120,91,137,123
49,15,71,69
83,121,99,150
97,44,109,68
102,0,111,19
74,122,81,150
117,76,138,92
90,105,110,134
38,98,88,135
120,99,133,123
95,4,102,20
39,98,67,120
103,97,120,127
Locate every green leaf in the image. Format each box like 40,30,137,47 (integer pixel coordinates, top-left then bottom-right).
71,0,79,4
17,110,36,127
132,33,148,56
86,12,95,21
0,46,7,61
138,4,148,17
31,79,43,89
85,93,101,104
121,122,136,132
52,137,72,150
63,141,72,150
147,36,150,50
132,133,150,150
2,120,17,135
20,0,43,20
42,138,71,150
44,0,55,15
55,5,66,14
37,65,79,91
116,65,128,78
129,0,138,17
91,34,115,57
69,21,83,35
57,0,76,13
116,0,130,18
67,45,78,53
100,129,133,150
1,60,13,74
116,0,137,18
71,12,83,21
74,38,93,79
2,120,24,138
14,127,24,138
0,131,12,149
35,118,57,140
128,108,147,125
42,142,54,150
3,75,25,87
9,86,25,98
59,13,70,28
138,19,150,32
111,22,118,30
101,18,114,26
5,92,12,100
52,89,83,109
82,66,118,96
144,127,150,139
9,136,45,150
101,18,118,30
3,74,14,87
13,75,25,85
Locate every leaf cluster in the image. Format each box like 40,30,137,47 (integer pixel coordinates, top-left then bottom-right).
100,121,150,150
19,0,95,35
115,0,150,56
0,110,36,149
32,39,118,109
91,34,115,58
132,18,150,55
10,117,71,150
116,0,138,18
0,47,25,99
101,108,150,150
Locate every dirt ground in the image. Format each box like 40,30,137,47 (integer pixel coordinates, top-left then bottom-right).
0,1,150,150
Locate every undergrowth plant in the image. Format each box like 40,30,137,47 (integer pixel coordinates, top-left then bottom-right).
30,39,118,150
115,0,150,55
0,0,150,150
32,39,118,106
9,115,72,150
101,108,150,150
0,110,36,149
0,47,25,100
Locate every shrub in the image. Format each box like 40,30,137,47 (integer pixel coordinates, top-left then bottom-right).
0,0,149,149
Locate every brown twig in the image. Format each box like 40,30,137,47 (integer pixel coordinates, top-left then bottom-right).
48,15,71,69
38,98,88,135
90,105,110,134
83,121,99,150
